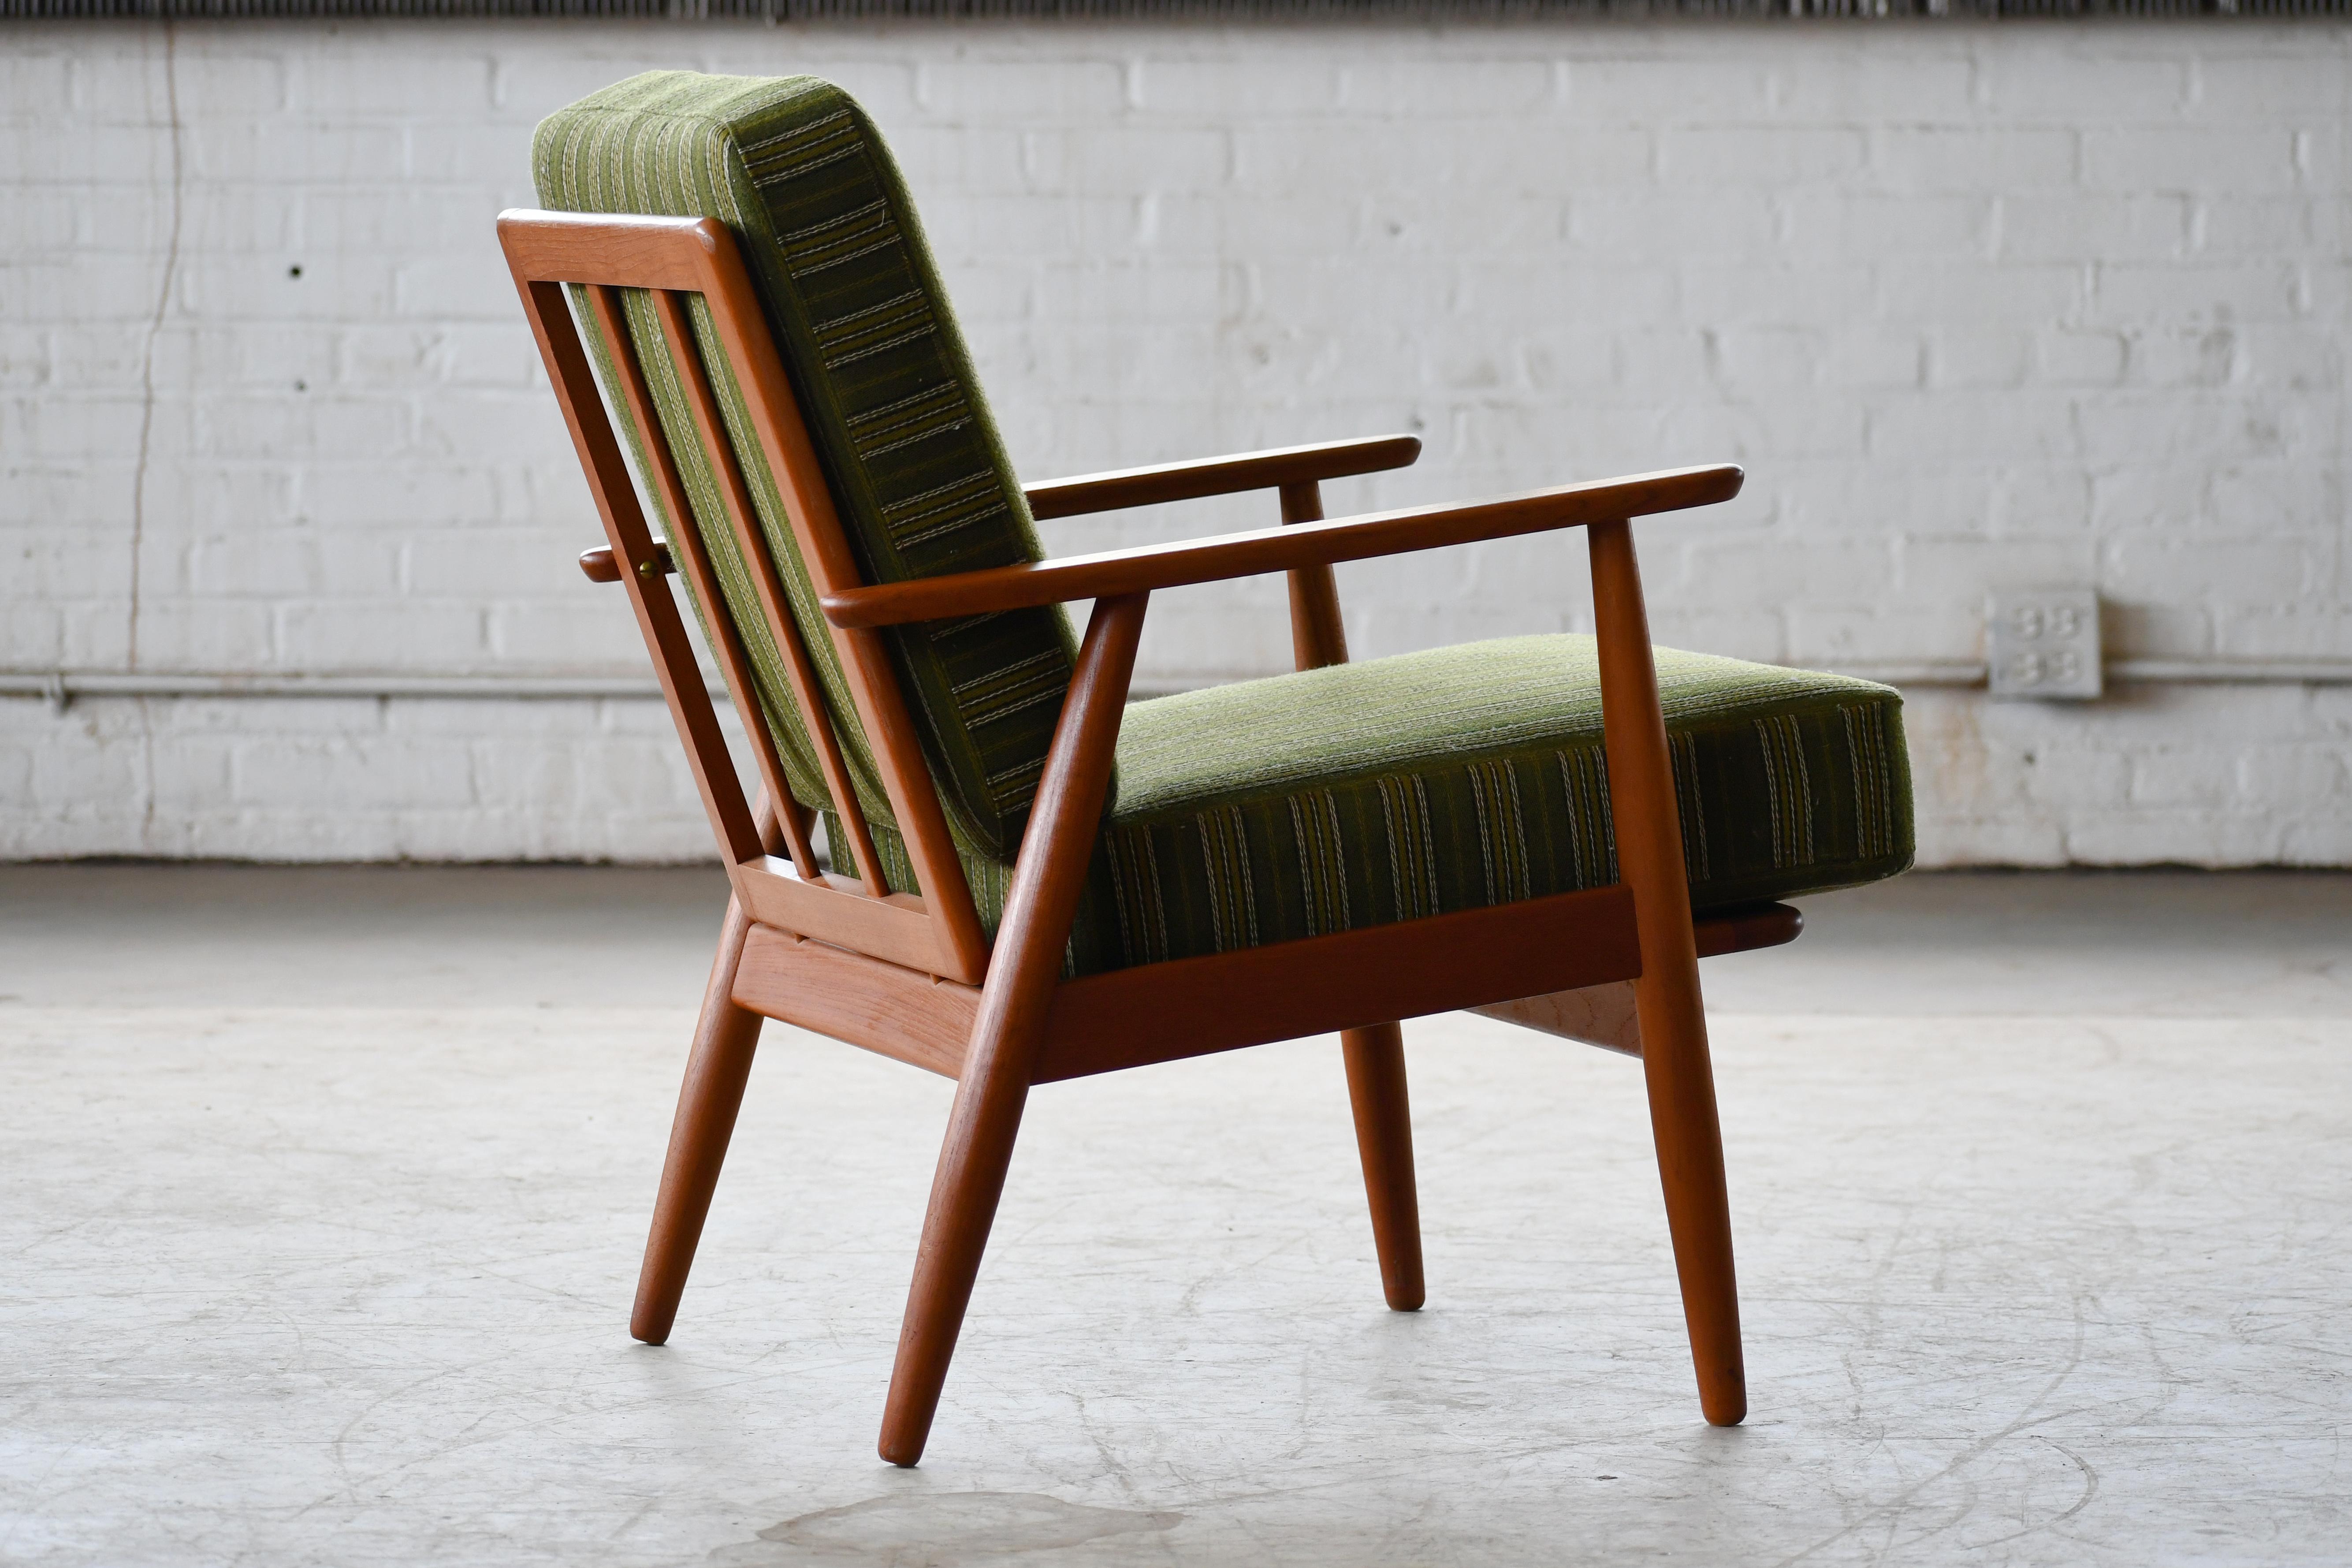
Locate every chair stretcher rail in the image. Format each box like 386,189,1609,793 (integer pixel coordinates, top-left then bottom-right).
730,896,1800,1084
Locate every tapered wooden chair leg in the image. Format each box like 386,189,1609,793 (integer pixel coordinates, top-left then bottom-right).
1632,968,1746,1426
877,1039,1038,1467
1341,1022,1425,1311
877,591,1151,1469
1588,515,1745,1426
630,893,764,1346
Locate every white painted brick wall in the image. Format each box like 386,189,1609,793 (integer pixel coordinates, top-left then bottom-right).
3,19,2347,864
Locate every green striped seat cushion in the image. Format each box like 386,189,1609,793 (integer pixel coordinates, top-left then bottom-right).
1074,634,1911,973
534,71,1079,860
837,634,1913,977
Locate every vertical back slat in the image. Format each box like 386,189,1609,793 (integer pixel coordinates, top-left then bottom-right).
510,276,764,869
499,208,993,983
582,283,821,879
685,231,994,978
648,287,888,894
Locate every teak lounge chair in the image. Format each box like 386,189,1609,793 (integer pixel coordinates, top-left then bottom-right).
500,72,1915,1467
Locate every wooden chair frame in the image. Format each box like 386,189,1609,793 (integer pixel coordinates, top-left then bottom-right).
499,209,1795,1467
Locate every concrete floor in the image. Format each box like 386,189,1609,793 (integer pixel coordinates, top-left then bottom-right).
3,866,2348,1565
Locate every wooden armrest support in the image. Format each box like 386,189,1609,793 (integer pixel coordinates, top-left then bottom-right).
822,463,1742,628
1023,434,1423,521
579,541,674,583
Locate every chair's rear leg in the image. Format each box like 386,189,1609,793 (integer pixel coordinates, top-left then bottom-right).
1341,1022,1425,1311
631,893,764,1345
1277,494,1427,1312
1631,952,1745,1425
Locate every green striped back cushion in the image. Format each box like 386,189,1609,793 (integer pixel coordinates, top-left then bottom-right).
533,71,1079,864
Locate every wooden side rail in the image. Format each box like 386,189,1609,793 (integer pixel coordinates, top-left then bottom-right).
1024,434,1422,520
731,898,1802,1084
821,464,1744,627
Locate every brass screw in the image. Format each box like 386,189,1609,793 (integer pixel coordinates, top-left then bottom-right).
636,557,661,581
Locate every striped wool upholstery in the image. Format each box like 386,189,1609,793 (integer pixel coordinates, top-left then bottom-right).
534,71,1080,860
835,635,1913,977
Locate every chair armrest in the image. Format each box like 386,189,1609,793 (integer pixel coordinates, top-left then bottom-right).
822,463,1741,628
1023,434,1422,521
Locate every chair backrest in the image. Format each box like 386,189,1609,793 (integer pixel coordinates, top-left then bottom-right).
532,71,1080,868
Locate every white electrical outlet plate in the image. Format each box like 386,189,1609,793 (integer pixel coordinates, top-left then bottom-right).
1987,589,2103,700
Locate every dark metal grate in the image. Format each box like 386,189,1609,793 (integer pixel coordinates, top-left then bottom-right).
6,0,2348,20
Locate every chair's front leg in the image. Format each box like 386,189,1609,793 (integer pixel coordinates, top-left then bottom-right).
878,592,1150,1468
1588,518,1747,1427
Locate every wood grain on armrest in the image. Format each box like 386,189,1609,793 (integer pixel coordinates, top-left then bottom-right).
1023,434,1422,521
824,463,1742,628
